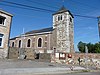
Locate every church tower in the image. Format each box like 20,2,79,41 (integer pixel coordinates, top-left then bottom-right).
52,6,74,53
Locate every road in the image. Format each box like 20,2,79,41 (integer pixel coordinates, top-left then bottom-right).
46,72,100,75
0,59,99,75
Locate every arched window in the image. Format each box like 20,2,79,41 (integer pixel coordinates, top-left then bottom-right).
38,38,42,47
12,42,14,47
27,39,31,47
18,40,21,48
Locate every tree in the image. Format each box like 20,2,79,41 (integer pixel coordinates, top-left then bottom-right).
94,43,100,53
86,43,94,53
77,41,86,53
77,41,100,53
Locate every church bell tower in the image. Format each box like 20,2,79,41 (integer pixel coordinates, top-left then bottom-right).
52,6,74,53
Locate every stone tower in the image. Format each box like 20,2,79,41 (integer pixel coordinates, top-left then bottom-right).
52,6,74,53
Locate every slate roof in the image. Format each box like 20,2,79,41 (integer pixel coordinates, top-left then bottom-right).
25,27,53,34
0,9,13,17
53,6,74,18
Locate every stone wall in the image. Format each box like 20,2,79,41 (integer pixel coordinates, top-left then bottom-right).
8,47,35,59
72,53,100,59
8,48,100,65
51,53,100,64
8,47,51,61
71,53,100,64
39,53,51,62
8,47,18,59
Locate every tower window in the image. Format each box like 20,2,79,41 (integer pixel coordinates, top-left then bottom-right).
61,15,62,20
38,38,42,47
27,39,31,47
70,17,72,22
58,15,62,21
58,16,60,21
0,16,6,25
0,34,4,47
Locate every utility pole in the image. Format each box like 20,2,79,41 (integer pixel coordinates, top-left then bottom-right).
97,16,100,42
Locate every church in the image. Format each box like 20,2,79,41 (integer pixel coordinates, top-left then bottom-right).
10,6,74,56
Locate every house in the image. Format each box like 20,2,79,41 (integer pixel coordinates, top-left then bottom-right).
0,9,13,58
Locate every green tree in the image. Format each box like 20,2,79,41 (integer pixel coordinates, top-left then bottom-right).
77,41,86,53
94,43,100,53
86,43,94,53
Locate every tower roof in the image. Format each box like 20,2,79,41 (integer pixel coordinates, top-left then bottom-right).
53,6,74,18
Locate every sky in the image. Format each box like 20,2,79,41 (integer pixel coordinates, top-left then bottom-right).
0,0,100,51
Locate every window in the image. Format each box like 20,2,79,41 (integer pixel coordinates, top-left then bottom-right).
18,40,21,48
0,16,6,25
38,38,42,47
70,17,72,22
58,16,60,21
0,34,3,47
58,15,62,21
12,42,14,47
27,39,31,47
61,15,62,20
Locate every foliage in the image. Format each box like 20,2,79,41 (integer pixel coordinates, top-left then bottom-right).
77,41,100,53
77,41,86,53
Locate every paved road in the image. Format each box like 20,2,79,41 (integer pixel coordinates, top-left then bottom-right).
46,72,100,75
0,59,99,75
0,59,86,75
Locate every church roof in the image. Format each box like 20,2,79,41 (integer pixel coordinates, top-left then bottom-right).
25,27,53,34
53,6,74,18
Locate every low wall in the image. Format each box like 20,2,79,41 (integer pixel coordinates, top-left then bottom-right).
8,47,100,65
8,47,19,59
8,47,35,59
39,53,51,62
8,47,51,61
66,53,100,65
72,53,100,61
